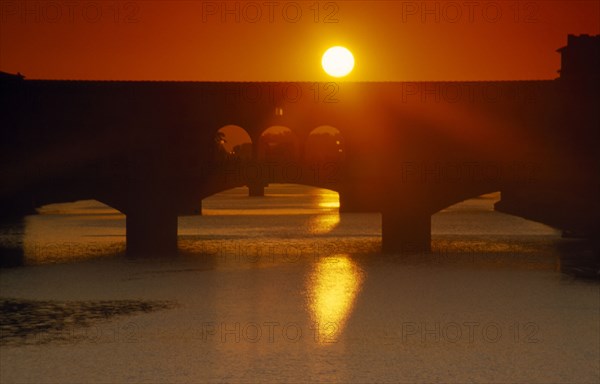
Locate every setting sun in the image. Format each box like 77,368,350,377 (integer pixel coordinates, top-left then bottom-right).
321,46,355,78
1,0,599,382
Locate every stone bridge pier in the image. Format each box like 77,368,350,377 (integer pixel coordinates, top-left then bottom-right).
124,185,179,257
381,195,432,254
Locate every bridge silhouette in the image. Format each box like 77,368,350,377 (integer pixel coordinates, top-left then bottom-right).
1,35,598,256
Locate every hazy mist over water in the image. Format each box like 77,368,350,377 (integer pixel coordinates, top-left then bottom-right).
1,185,598,383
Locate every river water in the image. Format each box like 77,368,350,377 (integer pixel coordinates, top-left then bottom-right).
0,185,598,383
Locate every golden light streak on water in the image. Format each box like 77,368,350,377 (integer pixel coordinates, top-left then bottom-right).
316,190,340,210
307,214,340,235
306,254,363,344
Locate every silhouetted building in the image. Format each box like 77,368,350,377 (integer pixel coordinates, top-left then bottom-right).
557,34,600,80
0,71,24,81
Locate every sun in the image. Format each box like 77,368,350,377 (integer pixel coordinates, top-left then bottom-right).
322,46,355,78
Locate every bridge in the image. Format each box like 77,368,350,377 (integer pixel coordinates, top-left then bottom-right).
1,37,598,256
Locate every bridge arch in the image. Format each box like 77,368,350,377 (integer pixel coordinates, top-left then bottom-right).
8,198,126,265
429,191,561,254
213,125,253,161
32,197,125,215
428,187,503,217
305,125,345,163
201,183,340,213
430,190,560,230
257,125,300,163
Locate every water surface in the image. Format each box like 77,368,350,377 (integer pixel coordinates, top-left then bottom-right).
0,185,598,383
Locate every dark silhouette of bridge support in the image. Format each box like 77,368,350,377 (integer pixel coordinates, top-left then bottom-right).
381,206,431,253
125,193,178,256
338,189,372,213
248,181,266,197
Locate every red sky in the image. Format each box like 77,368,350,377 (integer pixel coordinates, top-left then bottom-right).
1,0,598,81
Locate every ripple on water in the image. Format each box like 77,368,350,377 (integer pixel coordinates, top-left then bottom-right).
0,298,178,346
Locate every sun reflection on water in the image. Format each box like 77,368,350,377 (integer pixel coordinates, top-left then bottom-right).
306,254,363,344
308,214,340,235
306,189,341,235
316,190,340,210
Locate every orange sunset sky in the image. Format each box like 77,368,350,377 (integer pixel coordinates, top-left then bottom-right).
0,0,598,81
